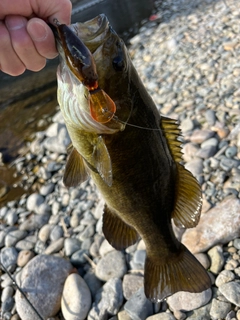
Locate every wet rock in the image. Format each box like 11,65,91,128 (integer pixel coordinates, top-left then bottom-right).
15,255,73,320
182,196,240,253
61,273,91,320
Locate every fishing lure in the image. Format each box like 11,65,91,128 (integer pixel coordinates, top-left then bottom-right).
54,19,116,124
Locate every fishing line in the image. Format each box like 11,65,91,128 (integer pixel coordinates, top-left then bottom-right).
0,262,44,320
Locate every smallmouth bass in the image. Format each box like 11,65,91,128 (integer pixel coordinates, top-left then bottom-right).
52,14,211,302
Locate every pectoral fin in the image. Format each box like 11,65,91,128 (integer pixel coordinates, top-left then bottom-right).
161,117,202,228
92,136,112,187
63,147,88,187
103,205,139,250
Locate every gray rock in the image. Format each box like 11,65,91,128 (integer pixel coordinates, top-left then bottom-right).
39,183,55,196
4,230,28,247
1,296,15,313
201,139,219,149
15,235,37,251
5,210,18,226
44,238,64,255
37,202,51,215
70,249,88,265
123,274,144,300
49,225,63,241
79,225,95,241
19,213,50,231
0,247,18,271
61,273,92,320
124,287,153,320
133,250,146,268
196,145,217,159
95,251,127,281
225,146,238,158
180,117,195,133
167,289,212,312
146,313,176,320
1,286,14,302
45,122,64,137
220,157,240,171
64,238,82,257
209,298,231,319
190,129,215,144
88,278,123,319
219,282,240,306
233,238,240,250
207,245,225,274
194,253,210,270
99,239,115,257
26,193,45,212
38,224,54,243
84,269,103,297
205,109,216,126
182,196,240,253
15,255,73,320
215,270,235,287
17,250,35,267
184,158,203,177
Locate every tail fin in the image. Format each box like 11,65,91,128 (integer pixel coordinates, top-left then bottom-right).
144,245,211,302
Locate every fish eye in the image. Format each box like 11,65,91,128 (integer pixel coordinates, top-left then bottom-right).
112,56,125,72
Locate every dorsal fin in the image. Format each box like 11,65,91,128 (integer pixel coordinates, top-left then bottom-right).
160,116,202,228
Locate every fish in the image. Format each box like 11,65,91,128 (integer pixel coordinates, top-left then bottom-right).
51,14,211,302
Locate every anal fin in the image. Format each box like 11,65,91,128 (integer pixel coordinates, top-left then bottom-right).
103,205,139,250
63,147,88,187
144,245,211,302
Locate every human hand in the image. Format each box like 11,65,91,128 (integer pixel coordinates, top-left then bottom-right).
0,0,72,76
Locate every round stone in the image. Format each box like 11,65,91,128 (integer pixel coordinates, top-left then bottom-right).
96,251,127,281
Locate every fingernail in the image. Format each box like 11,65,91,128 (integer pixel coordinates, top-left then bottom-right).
5,16,25,30
28,21,48,41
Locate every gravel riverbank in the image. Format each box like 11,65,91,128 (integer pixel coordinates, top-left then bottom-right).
1,0,240,319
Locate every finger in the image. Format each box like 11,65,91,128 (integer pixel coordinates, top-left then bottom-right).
0,20,25,75
5,15,46,72
27,18,58,59
0,0,72,24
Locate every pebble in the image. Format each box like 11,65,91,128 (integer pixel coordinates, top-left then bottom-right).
167,289,212,312
61,273,91,320
124,287,153,320
122,274,144,300
44,238,64,255
15,255,73,320
95,251,127,281
182,196,240,253
215,270,235,287
26,193,45,212
209,298,232,319
88,278,123,319
4,230,28,247
219,282,240,307
207,245,225,274
64,238,82,257
0,247,18,271
146,313,176,320
17,250,35,267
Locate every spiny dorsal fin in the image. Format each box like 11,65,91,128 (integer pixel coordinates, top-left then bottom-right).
103,205,139,250
160,116,182,163
63,147,89,187
160,116,202,228
92,135,112,187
